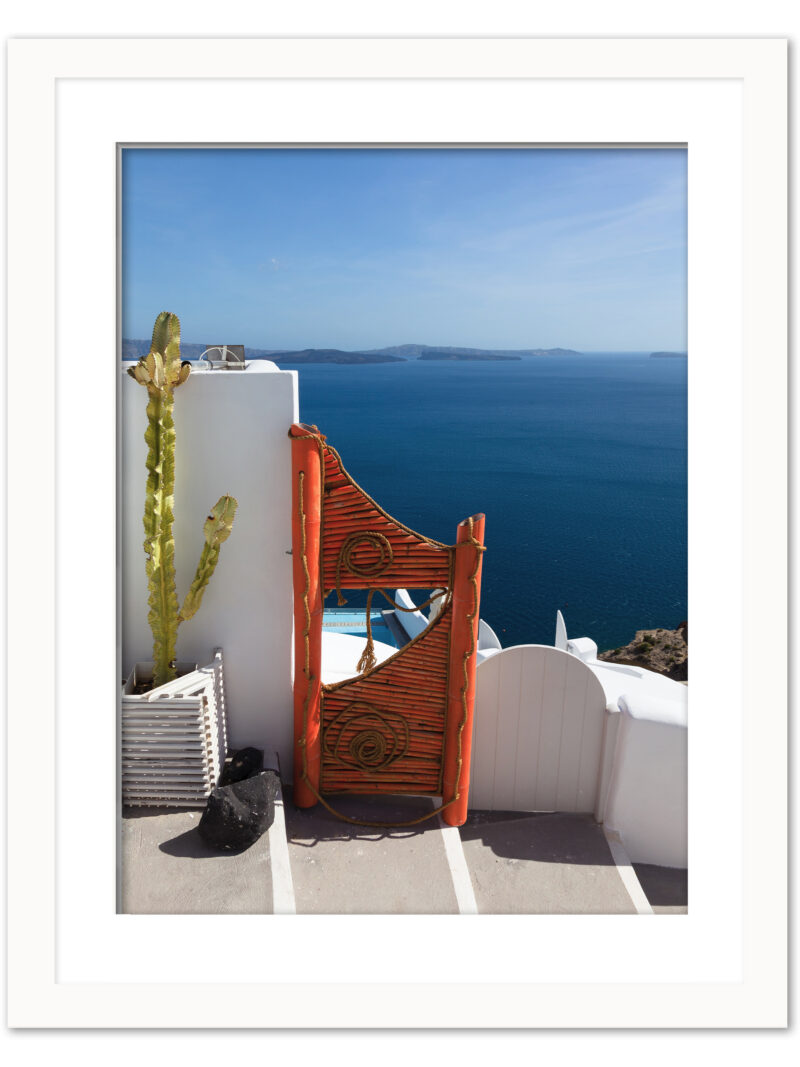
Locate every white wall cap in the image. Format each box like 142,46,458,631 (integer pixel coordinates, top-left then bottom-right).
587,659,685,712
475,647,501,665
567,636,598,662
618,691,688,728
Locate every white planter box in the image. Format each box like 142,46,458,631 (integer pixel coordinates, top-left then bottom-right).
121,648,228,809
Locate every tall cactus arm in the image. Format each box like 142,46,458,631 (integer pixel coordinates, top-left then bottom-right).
127,312,234,689
143,386,180,685
127,312,189,688
179,495,239,624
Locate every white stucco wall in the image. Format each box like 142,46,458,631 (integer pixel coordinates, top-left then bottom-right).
121,361,299,775
602,692,688,868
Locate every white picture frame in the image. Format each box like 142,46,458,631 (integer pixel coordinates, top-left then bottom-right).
6,37,786,1028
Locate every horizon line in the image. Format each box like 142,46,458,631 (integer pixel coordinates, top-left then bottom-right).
121,338,686,355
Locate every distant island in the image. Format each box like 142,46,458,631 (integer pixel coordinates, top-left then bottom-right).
121,338,281,362
122,338,582,364
650,351,687,359
362,344,581,359
270,349,404,365
418,350,520,362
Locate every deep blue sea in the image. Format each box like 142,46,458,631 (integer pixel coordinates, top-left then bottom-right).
296,355,687,652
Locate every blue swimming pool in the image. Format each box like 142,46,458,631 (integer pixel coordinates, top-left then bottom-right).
322,608,400,648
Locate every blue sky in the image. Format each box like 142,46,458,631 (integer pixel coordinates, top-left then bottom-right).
121,147,687,352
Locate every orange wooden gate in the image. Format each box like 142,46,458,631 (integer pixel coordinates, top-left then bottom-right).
289,423,485,827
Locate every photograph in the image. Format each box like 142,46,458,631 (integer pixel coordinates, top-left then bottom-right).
119,145,688,917
5,27,787,1033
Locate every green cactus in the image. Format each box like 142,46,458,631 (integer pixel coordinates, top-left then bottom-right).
128,312,238,689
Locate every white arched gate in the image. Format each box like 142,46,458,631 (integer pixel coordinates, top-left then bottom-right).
469,644,610,816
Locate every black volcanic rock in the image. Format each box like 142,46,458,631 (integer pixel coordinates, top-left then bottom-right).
218,747,264,786
198,772,276,851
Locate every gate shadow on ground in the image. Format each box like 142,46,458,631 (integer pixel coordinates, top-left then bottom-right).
285,787,444,847
459,810,617,866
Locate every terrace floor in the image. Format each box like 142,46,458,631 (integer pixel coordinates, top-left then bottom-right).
120,785,687,916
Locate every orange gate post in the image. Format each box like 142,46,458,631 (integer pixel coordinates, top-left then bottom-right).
290,424,324,808
441,513,485,826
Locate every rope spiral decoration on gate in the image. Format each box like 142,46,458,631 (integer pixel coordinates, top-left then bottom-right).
324,701,410,772
335,532,394,601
